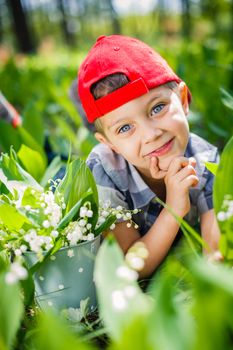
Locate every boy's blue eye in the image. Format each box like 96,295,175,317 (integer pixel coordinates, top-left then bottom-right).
119,124,132,133
151,104,164,115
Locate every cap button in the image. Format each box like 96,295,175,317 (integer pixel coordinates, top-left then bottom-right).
114,46,120,51
97,35,106,42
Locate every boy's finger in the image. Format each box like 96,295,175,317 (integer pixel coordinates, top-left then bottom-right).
150,156,167,179
181,174,199,188
167,156,190,177
173,164,197,183
167,156,197,177
187,157,196,167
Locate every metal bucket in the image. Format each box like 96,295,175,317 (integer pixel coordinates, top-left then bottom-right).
24,234,101,312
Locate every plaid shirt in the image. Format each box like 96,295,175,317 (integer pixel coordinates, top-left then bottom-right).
86,133,219,236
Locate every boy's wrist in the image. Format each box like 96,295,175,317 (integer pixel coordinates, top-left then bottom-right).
164,200,188,219
161,207,185,224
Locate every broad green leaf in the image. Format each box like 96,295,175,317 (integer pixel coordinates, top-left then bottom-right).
33,312,94,350
0,251,10,273
0,121,47,167
191,257,233,296
0,202,31,230
213,135,233,260
208,122,229,138
40,156,64,188
21,187,43,208
220,87,233,110
94,214,116,236
0,120,21,152
94,237,151,341
18,126,47,166
214,135,233,215
17,144,46,182
110,317,153,350
205,161,218,175
20,272,35,307
0,152,42,193
23,100,45,147
56,189,93,230
0,271,24,350
190,258,233,350
56,159,98,211
147,272,194,350
0,181,9,195
55,159,99,228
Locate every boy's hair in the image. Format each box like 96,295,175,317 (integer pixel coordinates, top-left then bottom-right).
91,73,130,100
91,73,129,134
78,35,191,124
91,73,178,134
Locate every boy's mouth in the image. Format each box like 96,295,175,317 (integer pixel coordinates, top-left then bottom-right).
146,138,175,157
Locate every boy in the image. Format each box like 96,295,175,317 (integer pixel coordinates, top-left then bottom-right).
77,35,220,277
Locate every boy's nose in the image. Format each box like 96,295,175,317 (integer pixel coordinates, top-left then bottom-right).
140,121,163,143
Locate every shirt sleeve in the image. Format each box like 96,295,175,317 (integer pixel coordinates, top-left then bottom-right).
196,151,220,215
196,170,215,214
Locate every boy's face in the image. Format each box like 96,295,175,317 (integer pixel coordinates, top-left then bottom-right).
95,82,190,180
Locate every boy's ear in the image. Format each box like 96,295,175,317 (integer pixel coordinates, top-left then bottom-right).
94,132,119,153
178,82,189,115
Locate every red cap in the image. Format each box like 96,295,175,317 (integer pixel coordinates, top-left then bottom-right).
78,35,190,123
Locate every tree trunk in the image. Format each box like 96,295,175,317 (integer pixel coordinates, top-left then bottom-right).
0,8,2,42
157,0,166,35
230,0,233,47
57,0,75,46
181,0,191,38
105,0,121,34
6,0,35,53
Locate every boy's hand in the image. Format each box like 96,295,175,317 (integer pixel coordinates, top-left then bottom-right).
164,156,199,217
149,156,168,179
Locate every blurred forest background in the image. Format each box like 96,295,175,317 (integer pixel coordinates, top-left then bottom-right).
0,0,233,162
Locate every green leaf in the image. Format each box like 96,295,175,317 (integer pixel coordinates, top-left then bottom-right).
20,272,35,307
208,122,229,138
0,271,24,350
94,214,116,236
23,100,45,147
56,189,93,230
147,272,194,350
18,126,47,166
205,161,218,175
112,317,153,350
0,120,21,152
0,151,42,193
214,135,233,215
213,136,233,261
55,159,99,228
40,156,64,188
220,87,233,110
17,144,47,182
190,258,233,350
56,159,98,211
33,312,94,350
94,237,151,341
191,257,233,296
21,187,42,208
0,122,47,167
0,251,10,273
0,202,31,230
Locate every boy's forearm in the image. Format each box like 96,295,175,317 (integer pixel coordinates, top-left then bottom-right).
136,208,181,277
